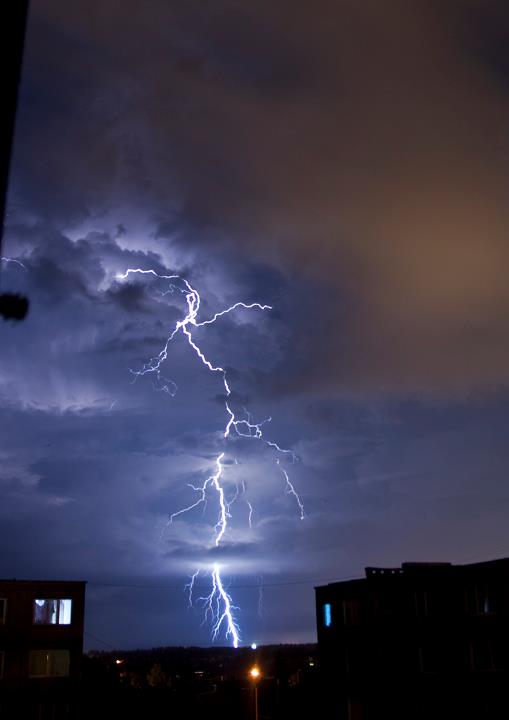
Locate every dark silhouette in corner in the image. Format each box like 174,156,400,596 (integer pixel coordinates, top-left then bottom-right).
0,2,30,321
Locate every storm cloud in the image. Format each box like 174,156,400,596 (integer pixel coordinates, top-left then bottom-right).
1,0,509,648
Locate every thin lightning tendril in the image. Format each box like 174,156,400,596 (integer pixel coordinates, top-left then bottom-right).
1,257,27,270
241,479,254,528
258,576,264,618
277,459,305,520
118,267,304,647
185,570,200,607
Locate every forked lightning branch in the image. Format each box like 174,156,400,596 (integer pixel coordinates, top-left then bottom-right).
117,268,304,647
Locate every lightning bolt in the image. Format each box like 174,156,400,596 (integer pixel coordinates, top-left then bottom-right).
277,459,305,520
258,576,264,618
117,267,304,646
241,479,254,529
1,257,27,270
185,569,200,607
199,564,241,648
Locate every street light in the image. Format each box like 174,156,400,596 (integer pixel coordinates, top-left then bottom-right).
249,666,261,720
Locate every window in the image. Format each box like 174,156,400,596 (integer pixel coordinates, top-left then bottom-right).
0,599,6,624
33,599,72,625
492,636,509,670
418,643,441,673
29,650,70,678
323,603,332,627
346,641,367,672
415,589,447,617
347,700,364,720
478,586,496,615
372,589,409,619
0,651,4,679
470,639,495,671
414,591,428,617
343,599,361,625
418,641,451,673
465,585,497,616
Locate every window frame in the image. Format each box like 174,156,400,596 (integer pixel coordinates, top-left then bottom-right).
342,598,361,625
28,649,70,678
0,598,6,625
469,638,496,671
33,598,73,626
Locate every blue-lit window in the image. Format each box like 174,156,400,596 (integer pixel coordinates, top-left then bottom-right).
323,603,332,627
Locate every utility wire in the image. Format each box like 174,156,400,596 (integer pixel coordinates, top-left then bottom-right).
84,630,117,650
86,555,504,593
86,574,361,592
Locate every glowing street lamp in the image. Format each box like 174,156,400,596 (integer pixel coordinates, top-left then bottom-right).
249,666,261,720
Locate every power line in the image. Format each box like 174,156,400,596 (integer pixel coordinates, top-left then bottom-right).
86,574,361,592
86,554,509,594
84,630,117,650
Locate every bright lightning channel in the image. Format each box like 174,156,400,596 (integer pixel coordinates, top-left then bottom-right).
117,268,304,647
200,564,241,648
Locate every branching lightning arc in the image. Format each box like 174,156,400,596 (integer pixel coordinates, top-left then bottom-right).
1,257,27,270
117,268,304,647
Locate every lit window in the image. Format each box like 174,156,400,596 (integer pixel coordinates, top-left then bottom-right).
33,599,72,625
0,599,6,625
323,603,332,627
29,650,69,677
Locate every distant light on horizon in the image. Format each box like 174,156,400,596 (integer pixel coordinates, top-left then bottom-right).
251,642,257,650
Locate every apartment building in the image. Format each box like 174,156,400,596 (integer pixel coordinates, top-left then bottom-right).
0,579,86,717
316,559,509,719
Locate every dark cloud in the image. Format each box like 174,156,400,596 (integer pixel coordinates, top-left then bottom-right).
104,283,152,313
8,0,509,392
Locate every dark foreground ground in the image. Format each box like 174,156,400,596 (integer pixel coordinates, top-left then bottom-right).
1,644,324,719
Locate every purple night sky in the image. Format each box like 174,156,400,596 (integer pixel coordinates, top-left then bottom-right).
2,0,509,650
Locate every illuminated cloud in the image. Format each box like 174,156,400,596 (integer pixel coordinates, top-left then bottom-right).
1,0,509,648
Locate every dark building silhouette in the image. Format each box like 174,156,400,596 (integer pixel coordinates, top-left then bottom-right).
0,2,30,322
0,579,86,718
316,559,509,719
0,2,28,235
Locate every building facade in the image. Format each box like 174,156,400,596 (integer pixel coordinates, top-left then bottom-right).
0,579,86,717
316,559,509,719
